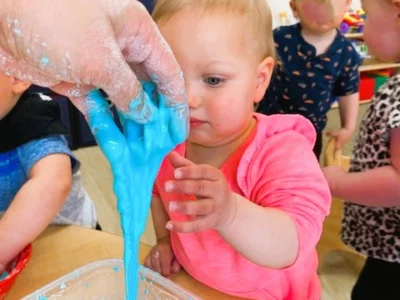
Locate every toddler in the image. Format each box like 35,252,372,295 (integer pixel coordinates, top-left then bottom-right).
324,0,400,299
145,1,331,299
0,71,97,274
259,0,361,159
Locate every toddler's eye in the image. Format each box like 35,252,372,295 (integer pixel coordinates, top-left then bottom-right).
206,77,223,86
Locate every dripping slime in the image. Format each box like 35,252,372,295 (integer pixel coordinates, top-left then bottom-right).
87,82,187,299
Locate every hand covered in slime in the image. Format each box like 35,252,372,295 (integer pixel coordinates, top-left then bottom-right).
87,82,188,299
0,0,185,123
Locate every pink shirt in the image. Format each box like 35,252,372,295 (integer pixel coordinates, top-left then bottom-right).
153,114,331,300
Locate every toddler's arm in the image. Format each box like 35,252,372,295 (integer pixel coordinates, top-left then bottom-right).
151,196,170,241
327,93,359,149
218,194,299,269
217,132,330,269
338,93,359,133
326,128,400,207
0,154,71,272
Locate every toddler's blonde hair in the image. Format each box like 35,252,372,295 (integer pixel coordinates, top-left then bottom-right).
152,0,276,61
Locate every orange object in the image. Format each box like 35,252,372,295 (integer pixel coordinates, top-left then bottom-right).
359,76,375,101
0,244,32,300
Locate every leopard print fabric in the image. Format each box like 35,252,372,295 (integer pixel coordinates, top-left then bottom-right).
341,74,400,263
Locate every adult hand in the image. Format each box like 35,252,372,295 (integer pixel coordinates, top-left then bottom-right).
0,0,186,122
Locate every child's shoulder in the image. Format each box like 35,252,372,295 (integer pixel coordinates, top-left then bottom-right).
253,113,315,144
273,24,300,44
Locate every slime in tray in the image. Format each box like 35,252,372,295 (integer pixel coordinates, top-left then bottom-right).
87,82,187,299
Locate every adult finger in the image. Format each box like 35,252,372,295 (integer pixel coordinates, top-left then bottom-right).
89,35,157,124
112,2,186,107
86,89,127,166
169,199,215,216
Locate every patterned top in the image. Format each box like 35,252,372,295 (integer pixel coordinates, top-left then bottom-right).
259,23,362,132
342,74,400,263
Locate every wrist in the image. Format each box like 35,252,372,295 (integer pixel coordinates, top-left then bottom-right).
342,125,356,133
216,193,240,233
156,235,170,244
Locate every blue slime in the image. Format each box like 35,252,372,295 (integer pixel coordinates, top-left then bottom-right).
0,271,8,281
87,82,188,299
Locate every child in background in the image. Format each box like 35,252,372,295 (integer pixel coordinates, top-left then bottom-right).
0,71,97,274
145,1,331,299
258,0,361,159
323,0,400,298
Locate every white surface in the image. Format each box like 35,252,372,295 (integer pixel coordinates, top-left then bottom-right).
268,0,362,28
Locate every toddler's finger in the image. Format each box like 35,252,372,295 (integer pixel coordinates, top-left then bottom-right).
166,217,210,234
150,250,162,275
159,249,172,277
174,165,220,181
165,179,215,198
171,258,181,274
144,255,152,269
169,200,215,216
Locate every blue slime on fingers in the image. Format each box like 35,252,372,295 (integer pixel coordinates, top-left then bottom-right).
87,82,188,300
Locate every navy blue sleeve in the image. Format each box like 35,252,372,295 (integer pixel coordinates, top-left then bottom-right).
334,44,362,97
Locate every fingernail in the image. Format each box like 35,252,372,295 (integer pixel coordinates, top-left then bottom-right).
166,222,173,230
169,201,177,212
174,169,182,179
165,181,173,193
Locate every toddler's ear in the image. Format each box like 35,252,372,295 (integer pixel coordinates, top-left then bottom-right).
290,1,299,19
254,57,274,104
11,78,31,95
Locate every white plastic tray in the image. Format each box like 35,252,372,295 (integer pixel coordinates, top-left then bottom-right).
22,259,201,300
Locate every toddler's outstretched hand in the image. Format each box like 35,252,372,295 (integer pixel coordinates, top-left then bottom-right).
164,152,237,233
144,236,181,277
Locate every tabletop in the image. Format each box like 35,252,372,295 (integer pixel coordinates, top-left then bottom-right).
8,225,241,299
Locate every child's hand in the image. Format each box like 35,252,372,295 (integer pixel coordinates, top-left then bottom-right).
144,236,181,277
326,128,353,150
164,152,237,233
322,166,346,195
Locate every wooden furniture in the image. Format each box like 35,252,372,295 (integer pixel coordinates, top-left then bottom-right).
8,226,242,300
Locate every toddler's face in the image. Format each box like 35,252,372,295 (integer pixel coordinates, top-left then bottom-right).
158,9,273,147
291,0,351,33
362,0,400,61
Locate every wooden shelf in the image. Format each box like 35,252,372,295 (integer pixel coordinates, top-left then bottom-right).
360,57,400,72
345,33,363,39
